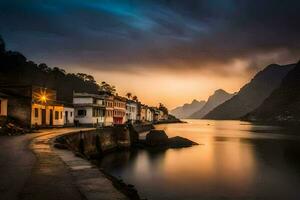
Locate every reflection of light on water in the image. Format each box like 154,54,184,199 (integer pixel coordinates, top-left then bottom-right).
100,120,300,200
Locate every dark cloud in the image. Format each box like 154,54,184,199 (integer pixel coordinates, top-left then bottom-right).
0,0,300,74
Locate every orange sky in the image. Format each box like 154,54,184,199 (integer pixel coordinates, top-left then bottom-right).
71,64,252,110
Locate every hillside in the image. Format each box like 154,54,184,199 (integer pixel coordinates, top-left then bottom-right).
0,36,99,102
244,61,300,123
189,89,234,119
204,64,295,119
170,100,206,119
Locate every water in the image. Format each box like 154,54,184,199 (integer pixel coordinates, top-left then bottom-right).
98,120,300,200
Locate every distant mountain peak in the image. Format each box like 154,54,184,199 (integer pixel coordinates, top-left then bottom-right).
204,63,295,120
170,99,206,119
214,89,226,94
191,99,200,104
189,89,234,119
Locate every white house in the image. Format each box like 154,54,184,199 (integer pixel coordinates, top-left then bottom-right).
73,92,105,127
125,100,137,123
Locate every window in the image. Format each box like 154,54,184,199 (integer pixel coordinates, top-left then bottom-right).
55,111,59,120
34,108,39,118
93,108,104,117
61,111,63,119
78,110,86,117
70,112,73,117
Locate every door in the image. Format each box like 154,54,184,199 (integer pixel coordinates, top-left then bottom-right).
41,109,46,125
49,109,53,126
65,111,68,124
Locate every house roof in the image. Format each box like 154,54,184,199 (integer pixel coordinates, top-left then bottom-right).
73,92,105,99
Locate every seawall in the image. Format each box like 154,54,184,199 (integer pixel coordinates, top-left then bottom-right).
56,126,134,158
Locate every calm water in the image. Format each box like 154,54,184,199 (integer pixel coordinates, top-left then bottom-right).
99,120,300,200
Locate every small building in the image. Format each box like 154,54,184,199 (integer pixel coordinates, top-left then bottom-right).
152,107,161,122
104,95,114,126
0,85,66,127
113,96,126,124
125,100,137,123
73,92,105,127
0,92,8,117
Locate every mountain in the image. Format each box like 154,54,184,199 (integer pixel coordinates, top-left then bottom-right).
170,99,206,119
0,36,99,103
204,63,295,120
244,61,300,123
189,89,234,119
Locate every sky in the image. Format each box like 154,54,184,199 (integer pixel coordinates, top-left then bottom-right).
1,0,300,109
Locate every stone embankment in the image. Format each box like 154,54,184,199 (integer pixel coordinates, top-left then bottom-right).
53,124,198,200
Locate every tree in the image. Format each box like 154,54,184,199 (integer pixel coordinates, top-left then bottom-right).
126,92,132,99
159,103,169,115
0,35,5,53
98,81,116,95
132,95,138,101
38,63,51,72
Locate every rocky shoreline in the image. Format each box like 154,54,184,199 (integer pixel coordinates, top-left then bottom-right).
54,124,198,200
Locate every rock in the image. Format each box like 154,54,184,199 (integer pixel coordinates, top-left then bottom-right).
145,130,168,146
168,136,199,148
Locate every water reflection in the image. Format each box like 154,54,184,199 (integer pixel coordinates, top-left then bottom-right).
98,120,300,200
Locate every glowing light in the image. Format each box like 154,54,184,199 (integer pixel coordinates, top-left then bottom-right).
40,95,47,103
35,89,49,104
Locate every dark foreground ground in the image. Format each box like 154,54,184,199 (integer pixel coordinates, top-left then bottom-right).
0,128,127,200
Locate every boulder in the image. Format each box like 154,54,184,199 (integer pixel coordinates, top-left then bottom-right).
145,130,169,146
168,136,199,148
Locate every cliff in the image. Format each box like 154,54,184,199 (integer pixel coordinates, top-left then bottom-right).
204,64,295,119
244,61,300,123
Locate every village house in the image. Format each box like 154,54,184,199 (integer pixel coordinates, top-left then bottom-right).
104,95,114,126
113,95,126,124
152,107,161,122
73,92,105,127
125,100,137,123
0,85,67,127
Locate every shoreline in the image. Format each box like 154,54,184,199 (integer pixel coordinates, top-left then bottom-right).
52,122,192,200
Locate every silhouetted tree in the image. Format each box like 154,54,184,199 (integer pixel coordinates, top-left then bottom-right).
98,81,116,95
159,103,169,115
0,36,100,102
126,92,132,99
0,35,5,53
132,95,138,101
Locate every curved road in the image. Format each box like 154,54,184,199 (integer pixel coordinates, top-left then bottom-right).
0,128,92,200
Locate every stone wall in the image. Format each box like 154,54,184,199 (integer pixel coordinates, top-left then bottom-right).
132,123,154,133
57,126,132,158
